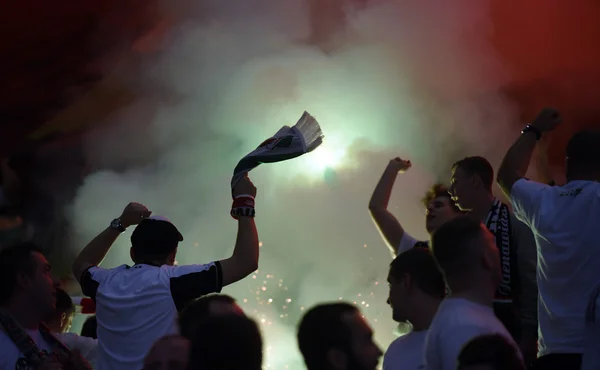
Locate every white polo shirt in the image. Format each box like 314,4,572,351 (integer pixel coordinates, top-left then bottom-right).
80,262,222,370
510,178,600,356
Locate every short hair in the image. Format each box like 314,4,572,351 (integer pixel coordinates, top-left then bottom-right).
431,216,485,281
457,334,526,370
179,294,237,339
566,129,600,170
297,302,358,370
187,315,263,370
0,242,41,304
131,218,183,262
421,183,461,213
389,248,445,299
55,288,75,316
452,156,494,191
80,315,97,339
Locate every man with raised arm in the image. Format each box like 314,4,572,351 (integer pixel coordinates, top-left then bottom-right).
72,175,259,370
497,108,600,370
369,157,463,256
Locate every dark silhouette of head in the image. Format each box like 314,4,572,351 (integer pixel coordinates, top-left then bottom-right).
387,248,445,322
449,156,494,211
565,129,600,182
179,294,243,339
187,315,263,370
130,217,183,266
431,216,501,293
457,334,525,370
297,302,382,370
0,242,58,318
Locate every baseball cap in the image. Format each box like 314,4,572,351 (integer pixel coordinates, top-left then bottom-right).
131,216,184,255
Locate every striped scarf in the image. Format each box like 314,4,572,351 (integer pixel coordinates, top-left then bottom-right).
485,198,514,302
0,309,91,370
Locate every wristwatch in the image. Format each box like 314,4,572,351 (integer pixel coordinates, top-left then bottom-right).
521,124,542,140
110,218,126,232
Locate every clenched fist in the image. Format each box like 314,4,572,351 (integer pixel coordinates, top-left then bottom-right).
232,175,257,199
531,108,562,133
120,202,152,228
387,157,412,173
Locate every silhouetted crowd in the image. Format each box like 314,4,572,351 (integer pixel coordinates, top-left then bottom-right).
1,108,599,370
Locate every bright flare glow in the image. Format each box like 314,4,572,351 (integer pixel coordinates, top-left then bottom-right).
305,145,345,173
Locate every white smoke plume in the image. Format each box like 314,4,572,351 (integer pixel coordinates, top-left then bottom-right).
68,0,517,367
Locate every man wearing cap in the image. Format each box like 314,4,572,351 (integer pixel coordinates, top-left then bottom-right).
72,175,259,370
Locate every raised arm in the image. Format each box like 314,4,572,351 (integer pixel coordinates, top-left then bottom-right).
369,158,414,256
497,108,561,197
534,135,556,185
72,202,151,282
219,175,259,287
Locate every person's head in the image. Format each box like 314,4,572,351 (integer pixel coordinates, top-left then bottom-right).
565,129,600,181
449,157,494,211
431,216,500,293
144,335,190,370
80,315,97,339
297,302,382,370
179,294,244,339
130,216,183,266
422,184,463,234
457,334,526,370
0,242,58,318
187,315,263,370
45,288,75,333
387,248,445,323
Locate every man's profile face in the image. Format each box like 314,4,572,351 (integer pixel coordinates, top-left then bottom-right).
449,167,475,211
25,252,58,316
425,196,461,233
341,311,382,370
387,274,410,323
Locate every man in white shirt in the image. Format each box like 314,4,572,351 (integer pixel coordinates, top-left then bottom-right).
72,175,260,370
448,155,538,363
424,216,523,370
46,288,98,368
0,242,91,369
369,158,463,256
497,108,600,370
384,248,446,370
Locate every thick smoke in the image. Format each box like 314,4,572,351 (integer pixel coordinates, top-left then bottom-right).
68,0,517,367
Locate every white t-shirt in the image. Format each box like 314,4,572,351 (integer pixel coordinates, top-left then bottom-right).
383,330,427,370
0,329,53,370
56,332,98,368
80,262,223,370
510,179,600,356
424,298,518,370
397,233,424,255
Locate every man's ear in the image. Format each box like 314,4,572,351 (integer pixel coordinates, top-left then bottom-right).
16,271,31,291
326,348,347,370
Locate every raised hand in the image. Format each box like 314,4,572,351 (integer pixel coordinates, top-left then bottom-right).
387,157,412,173
232,175,257,199
531,108,562,133
120,202,152,228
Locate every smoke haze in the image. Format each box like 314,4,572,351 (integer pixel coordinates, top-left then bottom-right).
68,0,519,367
